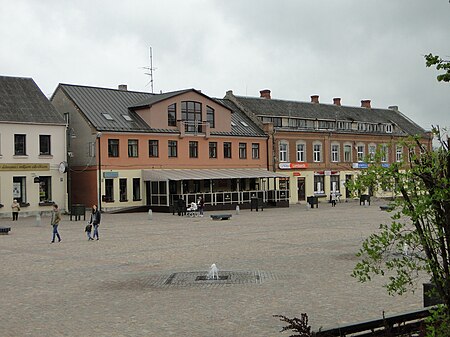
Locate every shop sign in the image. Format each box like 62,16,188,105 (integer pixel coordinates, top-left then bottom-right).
0,163,50,171
293,172,301,176
352,162,369,169
103,171,119,178
278,162,308,169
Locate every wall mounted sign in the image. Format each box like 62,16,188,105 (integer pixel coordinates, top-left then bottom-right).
0,163,50,171
278,162,308,169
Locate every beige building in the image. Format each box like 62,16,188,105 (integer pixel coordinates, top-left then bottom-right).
0,76,67,218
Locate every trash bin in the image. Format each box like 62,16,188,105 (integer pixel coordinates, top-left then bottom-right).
70,204,86,221
251,197,259,211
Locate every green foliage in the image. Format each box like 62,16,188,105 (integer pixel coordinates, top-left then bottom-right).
425,54,450,82
274,313,315,337
425,305,450,337
349,129,450,317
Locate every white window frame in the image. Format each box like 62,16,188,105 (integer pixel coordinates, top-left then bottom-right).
368,144,376,162
296,141,306,162
396,145,403,162
357,144,365,162
343,143,352,162
279,141,288,163
386,124,393,133
380,144,388,162
313,142,322,162
331,143,340,162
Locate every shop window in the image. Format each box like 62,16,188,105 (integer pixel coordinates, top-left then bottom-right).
133,178,141,201
13,176,26,203
119,178,127,202
104,179,114,202
314,175,324,193
39,176,52,202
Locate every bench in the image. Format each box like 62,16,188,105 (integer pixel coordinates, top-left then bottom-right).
210,214,232,221
0,227,11,235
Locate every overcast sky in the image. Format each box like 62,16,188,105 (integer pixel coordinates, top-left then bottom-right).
2,0,449,131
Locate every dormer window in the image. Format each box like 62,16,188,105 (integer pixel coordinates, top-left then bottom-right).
206,106,215,128
181,101,202,132
385,124,393,133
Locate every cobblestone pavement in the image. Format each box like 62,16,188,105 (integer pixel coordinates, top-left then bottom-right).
0,200,427,337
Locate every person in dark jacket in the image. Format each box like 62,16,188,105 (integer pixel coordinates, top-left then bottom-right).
89,204,101,241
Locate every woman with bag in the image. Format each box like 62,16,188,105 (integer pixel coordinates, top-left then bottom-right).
89,204,101,241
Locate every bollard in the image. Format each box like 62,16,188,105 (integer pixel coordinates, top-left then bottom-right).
235,205,240,215
148,209,153,220
35,212,41,226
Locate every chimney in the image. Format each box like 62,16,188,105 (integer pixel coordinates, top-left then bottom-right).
361,99,371,108
118,84,128,91
333,97,341,106
260,89,271,99
388,105,398,111
311,95,319,103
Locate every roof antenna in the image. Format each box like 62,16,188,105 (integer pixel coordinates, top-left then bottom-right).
142,46,156,93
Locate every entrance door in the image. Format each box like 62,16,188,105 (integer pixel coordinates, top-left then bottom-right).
297,177,305,201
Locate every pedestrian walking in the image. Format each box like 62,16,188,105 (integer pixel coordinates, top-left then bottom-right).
89,204,101,241
198,196,205,217
11,199,20,221
85,222,93,240
331,192,337,207
50,204,62,243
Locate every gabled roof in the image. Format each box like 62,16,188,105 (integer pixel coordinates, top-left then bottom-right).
0,76,65,124
54,84,266,137
232,95,427,136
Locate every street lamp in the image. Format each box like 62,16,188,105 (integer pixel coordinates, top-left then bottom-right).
97,132,102,212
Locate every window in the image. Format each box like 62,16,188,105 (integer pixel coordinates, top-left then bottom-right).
239,143,247,159
279,141,288,162
224,142,232,158
119,178,127,202
331,144,340,162
102,113,114,121
104,179,114,202
128,139,138,157
252,143,260,159
108,139,119,157
357,144,365,162
209,142,217,158
380,144,388,162
313,143,322,162
189,141,198,158
386,124,393,133
272,117,282,127
168,103,176,126
396,145,403,162
296,142,305,162
330,175,339,193
88,142,96,157
314,175,325,193
39,176,52,202
13,177,26,203
148,140,158,157
168,140,178,157
337,121,352,130
181,101,202,132
207,106,215,128
368,144,376,162
318,120,335,130
39,135,51,155
133,178,141,201
344,144,352,162
14,134,26,155
122,114,132,122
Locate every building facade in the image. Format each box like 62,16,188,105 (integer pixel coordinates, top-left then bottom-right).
224,89,432,204
0,76,67,218
51,84,288,212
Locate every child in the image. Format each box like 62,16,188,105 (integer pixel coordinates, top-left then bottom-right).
85,222,93,240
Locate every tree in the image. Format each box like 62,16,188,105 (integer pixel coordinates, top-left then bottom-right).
425,54,450,82
349,130,450,319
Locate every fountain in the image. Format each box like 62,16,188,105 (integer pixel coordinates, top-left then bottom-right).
207,263,219,280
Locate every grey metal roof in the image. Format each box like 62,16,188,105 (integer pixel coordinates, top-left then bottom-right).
213,99,266,137
57,84,153,132
143,168,287,181
55,84,266,137
232,96,427,136
0,76,65,124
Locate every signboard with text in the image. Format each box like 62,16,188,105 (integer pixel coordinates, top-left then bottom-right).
278,162,308,170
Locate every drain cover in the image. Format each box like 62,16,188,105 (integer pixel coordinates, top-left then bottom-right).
195,275,229,281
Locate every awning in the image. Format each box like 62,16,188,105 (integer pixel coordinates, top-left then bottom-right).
142,168,288,181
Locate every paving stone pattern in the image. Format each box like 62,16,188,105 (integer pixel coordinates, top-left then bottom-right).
0,201,427,337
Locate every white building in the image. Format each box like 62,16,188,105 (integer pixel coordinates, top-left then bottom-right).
0,76,67,218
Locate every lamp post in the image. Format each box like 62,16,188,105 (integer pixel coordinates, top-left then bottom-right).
97,132,102,212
